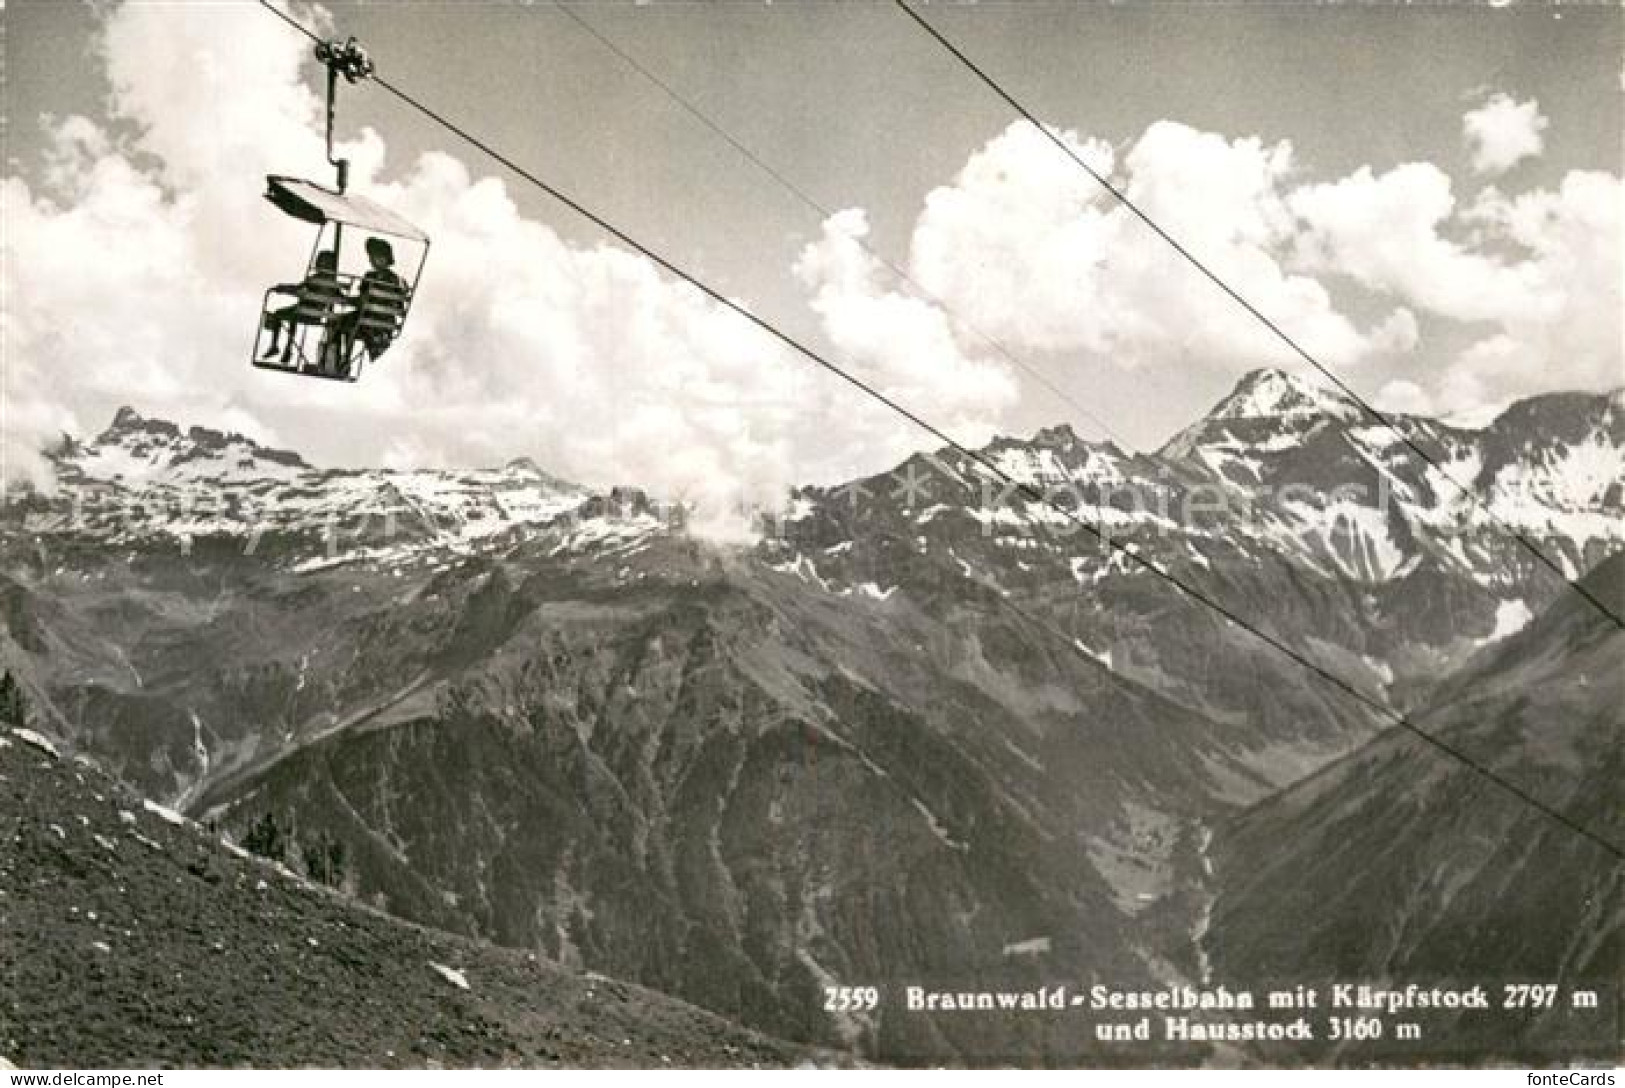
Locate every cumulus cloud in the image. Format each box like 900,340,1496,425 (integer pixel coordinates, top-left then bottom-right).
819,115,1613,424
1291,164,1621,410
3,3,1617,509
0,0,961,531
1462,93,1548,175
1372,379,1435,417
794,208,1020,446
1288,163,1529,322
1449,171,1622,404
879,120,1414,376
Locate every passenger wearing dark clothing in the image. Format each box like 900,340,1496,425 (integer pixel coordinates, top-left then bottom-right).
261,251,342,363
335,237,410,363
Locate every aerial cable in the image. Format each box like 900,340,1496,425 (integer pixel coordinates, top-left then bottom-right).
891,0,1625,632
254,0,1625,859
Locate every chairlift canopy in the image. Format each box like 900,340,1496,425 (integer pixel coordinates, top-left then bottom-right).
265,176,428,243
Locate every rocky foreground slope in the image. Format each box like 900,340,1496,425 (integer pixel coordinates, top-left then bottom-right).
0,725,818,1068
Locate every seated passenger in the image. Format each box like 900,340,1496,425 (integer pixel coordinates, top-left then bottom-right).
335,237,409,363
261,251,342,364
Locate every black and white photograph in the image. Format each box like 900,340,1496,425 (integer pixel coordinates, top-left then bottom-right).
1,0,1621,1074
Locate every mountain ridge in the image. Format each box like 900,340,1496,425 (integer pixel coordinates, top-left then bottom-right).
1202,553,1624,1062
3,367,1621,1063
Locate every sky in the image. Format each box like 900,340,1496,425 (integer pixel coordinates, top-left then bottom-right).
4,0,1621,531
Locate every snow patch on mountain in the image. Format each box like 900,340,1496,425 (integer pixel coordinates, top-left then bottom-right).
767,553,831,592
1318,500,1413,582
1490,433,1624,511
1002,936,1052,958
66,408,308,485
1486,599,1534,642
428,963,471,991
12,728,61,759
141,799,189,827
1073,638,1113,668
856,582,896,601
1419,448,1484,514
28,409,692,571
986,436,1129,490
1158,370,1359,465
550,512,662,556
1193,445,1266,485
1207,368,1360,424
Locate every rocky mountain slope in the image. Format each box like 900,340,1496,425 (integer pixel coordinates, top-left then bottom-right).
1202,553,1623,1064
2,368,1619,1063
0,724,817,1068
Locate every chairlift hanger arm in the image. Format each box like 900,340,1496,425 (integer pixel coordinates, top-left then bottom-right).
313,36,375,194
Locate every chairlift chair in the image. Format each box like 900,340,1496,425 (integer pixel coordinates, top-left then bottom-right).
250,37,430,383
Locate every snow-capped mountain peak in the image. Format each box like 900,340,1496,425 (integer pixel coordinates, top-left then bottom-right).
981,426,1134,490
1157,369,1367,469
27,409,660,570
61,406,309,485
1206,368,1361,424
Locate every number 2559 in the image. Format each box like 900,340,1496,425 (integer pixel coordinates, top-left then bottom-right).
825,986,880,1011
